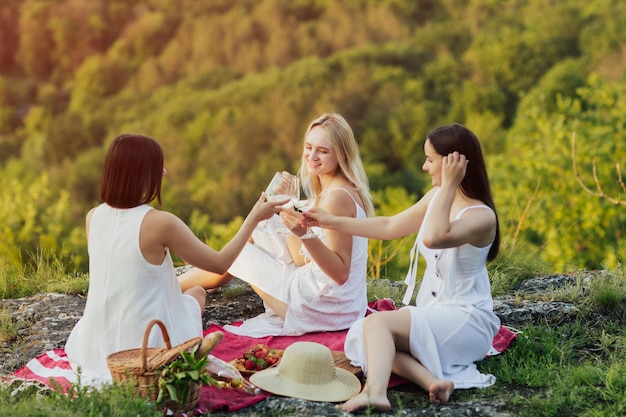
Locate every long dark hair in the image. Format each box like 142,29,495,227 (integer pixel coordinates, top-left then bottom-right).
100,134,164,208
427,123,500,261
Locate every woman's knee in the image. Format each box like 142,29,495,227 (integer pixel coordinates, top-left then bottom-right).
185,285,206,311
363,309,411,336
363,310,391,333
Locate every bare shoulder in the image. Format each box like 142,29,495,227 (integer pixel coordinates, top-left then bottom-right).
462,204,496,222
457,201,496,244
85,206,98,234
143,208,183,231
320,187,359,217
86,207,97,222
462,198,496,218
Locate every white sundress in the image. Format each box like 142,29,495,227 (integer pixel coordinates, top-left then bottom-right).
65,204,202,386
344,188,501,389
224,188,369,337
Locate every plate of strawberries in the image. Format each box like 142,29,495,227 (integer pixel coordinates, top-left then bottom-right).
229,344,284,376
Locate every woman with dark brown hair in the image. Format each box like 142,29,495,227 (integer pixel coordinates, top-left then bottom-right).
64,133,285,385
305,123,501,411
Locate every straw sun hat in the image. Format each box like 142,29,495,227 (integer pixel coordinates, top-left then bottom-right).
249,341,361,402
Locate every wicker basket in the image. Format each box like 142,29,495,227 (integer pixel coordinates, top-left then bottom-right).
106,319,202,409
160,380,203,413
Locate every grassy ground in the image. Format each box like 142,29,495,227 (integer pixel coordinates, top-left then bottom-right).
1,254,625,416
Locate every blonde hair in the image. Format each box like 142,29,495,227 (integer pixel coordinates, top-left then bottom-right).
298,113,374,217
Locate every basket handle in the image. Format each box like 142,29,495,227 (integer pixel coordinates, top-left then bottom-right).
140,319,172,373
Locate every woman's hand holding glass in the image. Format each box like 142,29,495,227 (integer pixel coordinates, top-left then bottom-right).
260,171,299,235
265,171,298,209
279,209,309,237
279,183,321,239
300,207,332,230
249,191,290,223
292,197,321,239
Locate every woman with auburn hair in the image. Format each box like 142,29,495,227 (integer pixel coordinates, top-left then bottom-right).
305,123,501,411
64,134,284,385
178,112,374,337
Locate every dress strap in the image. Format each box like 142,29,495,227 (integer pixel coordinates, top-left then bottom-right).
323,187,357,204
402,236,421,305
402,188,441,305
322,187,365,214
455,204,496,244
454,204,492,219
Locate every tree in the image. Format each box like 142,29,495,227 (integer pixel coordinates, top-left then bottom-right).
15,1,54,81
494,74,626,270
572,132,626,206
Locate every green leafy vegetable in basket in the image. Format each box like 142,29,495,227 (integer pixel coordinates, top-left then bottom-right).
156,346,220,409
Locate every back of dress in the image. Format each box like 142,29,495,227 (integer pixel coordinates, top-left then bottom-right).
65,204,202,385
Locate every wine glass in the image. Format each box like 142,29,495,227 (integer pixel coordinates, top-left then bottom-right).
262,172,298,235
265,172,288,203
293,185,321,239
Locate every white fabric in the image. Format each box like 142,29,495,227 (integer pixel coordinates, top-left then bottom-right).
65,204,202,385
344,188,500,389
224,189,368,337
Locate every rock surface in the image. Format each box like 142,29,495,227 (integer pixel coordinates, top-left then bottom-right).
0,271,604,416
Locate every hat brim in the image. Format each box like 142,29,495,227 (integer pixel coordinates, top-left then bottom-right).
250,366,361,402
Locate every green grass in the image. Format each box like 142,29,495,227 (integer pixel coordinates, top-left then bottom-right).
1,252,625,416
0,250,88,299
0,308,19,342
0,378,162,416
487,242,552,296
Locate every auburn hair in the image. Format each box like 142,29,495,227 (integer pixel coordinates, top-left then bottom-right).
100,134,163,208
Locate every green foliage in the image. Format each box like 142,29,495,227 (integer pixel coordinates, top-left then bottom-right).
156,347,218,408
483,321,592,387
0,307,19,342
478,320,623,416
1,0,626,276
366,277,406,305
0,171,87,273
0,377,162,416
0,249,88,299
494,74,626,271
367,186,419,281
588,266,626,323
487,239,552,296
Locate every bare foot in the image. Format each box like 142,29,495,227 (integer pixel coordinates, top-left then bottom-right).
336,392,391,413
428,380,454,404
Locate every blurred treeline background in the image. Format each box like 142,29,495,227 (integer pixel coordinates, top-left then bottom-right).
1,0,625,281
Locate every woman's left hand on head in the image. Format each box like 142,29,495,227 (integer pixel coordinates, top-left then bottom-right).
441,152,468,187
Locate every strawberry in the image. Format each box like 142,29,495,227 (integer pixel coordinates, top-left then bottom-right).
233,344,282,373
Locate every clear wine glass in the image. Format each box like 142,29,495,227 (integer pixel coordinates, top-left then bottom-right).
262,172,298,235
265,172,289,204
293,184,320,239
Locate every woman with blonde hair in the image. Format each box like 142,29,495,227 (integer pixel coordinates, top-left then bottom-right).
178,112,374,337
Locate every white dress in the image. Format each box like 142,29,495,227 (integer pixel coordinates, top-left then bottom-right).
344,188,501,388
65,204,203,386
224,188,368,337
